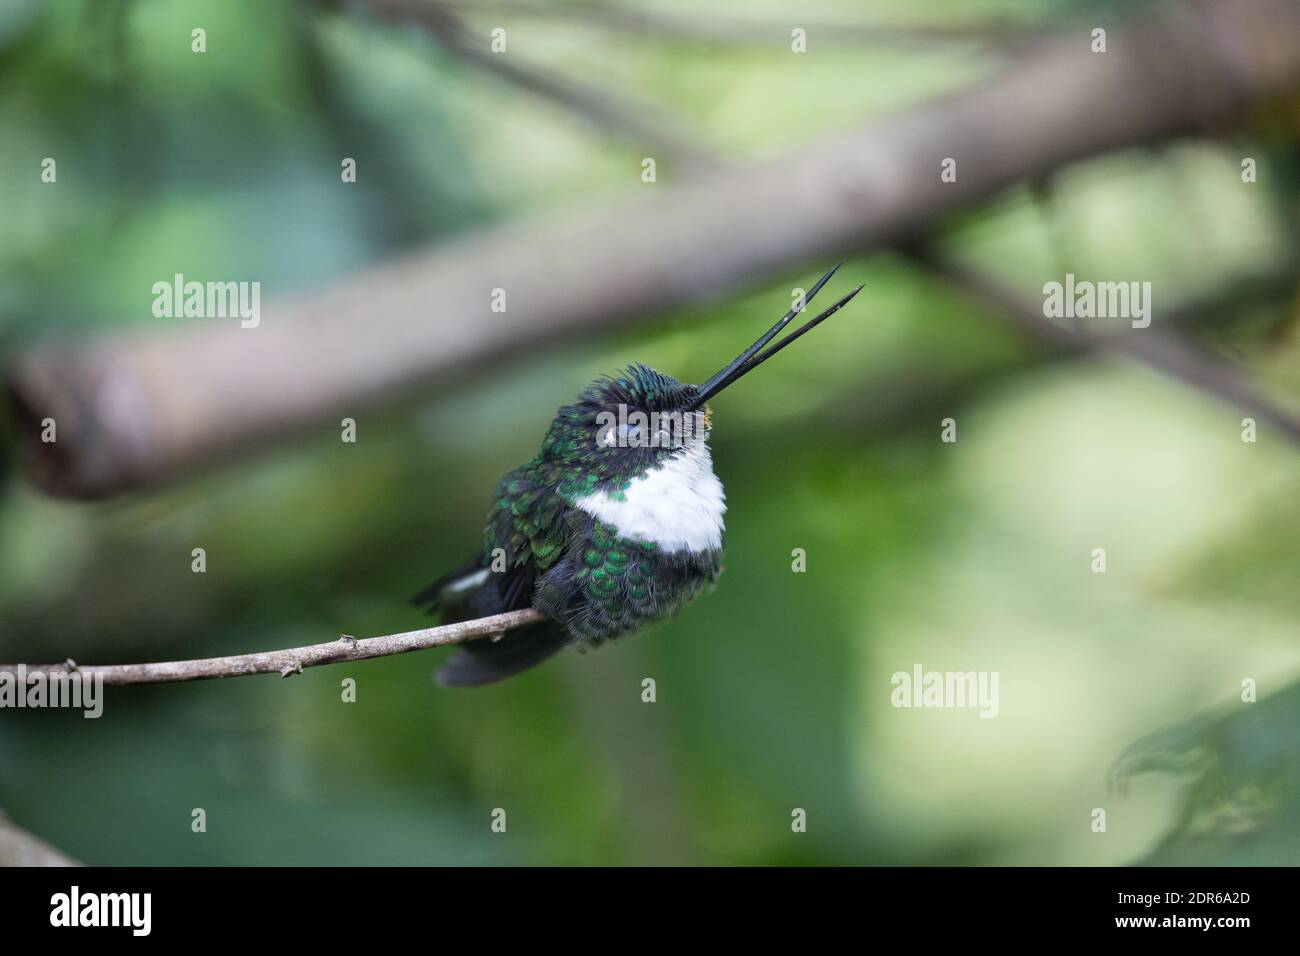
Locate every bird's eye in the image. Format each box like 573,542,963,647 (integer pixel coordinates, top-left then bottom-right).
598,421,648,448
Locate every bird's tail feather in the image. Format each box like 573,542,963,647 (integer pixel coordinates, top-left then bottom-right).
435,624,567,687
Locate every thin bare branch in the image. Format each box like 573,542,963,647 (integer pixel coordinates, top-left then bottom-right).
0,609,546,686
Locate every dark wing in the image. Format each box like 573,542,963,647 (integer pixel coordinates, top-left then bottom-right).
410,466,567,614
415,464,576,686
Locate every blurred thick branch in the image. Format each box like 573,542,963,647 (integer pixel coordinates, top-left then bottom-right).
0,609,544,685
0,815,81,867
9,0,1300,498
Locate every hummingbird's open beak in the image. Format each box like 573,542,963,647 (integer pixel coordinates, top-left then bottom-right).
688,264,863,410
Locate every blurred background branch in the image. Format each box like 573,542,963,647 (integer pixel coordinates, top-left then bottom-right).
0,813,81,866
903,245,1300,441
8,0,1300,499
341,0,725,173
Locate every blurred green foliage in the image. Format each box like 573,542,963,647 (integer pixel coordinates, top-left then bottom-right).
1,0,1298,865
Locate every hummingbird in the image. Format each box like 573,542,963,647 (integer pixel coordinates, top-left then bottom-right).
414,265,862,686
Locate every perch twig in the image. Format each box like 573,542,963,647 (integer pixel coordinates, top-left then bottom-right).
0,609,545,686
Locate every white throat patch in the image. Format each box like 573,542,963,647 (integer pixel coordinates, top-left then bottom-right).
573,441,726,553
